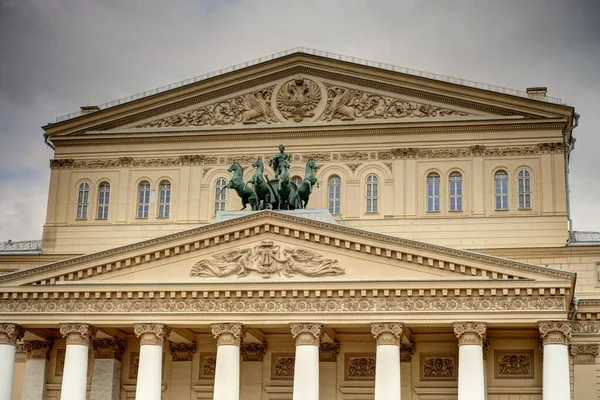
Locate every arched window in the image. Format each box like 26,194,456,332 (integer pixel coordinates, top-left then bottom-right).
158,180,171,218
427,173,440,212
517,169,532,209
449,172,462,212
214,178,227,215
291,176,302,188
328,176,341,214
137,181,151,219
76,182,90,220
366,174,379,213
495,171,509,210
97,182,110,220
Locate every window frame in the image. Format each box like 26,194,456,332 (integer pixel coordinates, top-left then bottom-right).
494,170,509,211
76,182,90,220
365,173,379,213
328,176,341,215
136,181,151,219
157,180,171,219
448,172,463,212
517,169,532,210
426,172,441,213
96,182,110,220
214,177,227,215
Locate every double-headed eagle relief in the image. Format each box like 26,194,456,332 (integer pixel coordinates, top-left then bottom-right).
135,75,471,128
190,240,344,279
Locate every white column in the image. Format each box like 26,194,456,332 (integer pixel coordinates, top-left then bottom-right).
290,323,322,400
0,323,24,400
59,323,97,400
539,321,572,400
133,323,171,400
371,323,403,400
454,322,487,400
90,338,127,400
211,323,245,400
22,340,54,400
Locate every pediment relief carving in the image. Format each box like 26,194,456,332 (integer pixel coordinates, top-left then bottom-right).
190,240,344,279
134,76,474,129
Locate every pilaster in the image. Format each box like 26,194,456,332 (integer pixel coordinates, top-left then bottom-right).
90,339,126,400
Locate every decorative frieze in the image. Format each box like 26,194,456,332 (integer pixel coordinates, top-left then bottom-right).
92,338,127,360
319,342,340,362
133,323,171,346
495,350,534,378
340,152,369,161
241,342,268,361
199,352,217,378
539,321,572,345
23,340,53,359
345,353,376,380
0,323,24,345
569,344,599,364
190,241,344,279
211,323,245,346
59,323,97,346
453,322,487,346
400,342,416,362
271,353,295,379
420,354,457,381
169,342,197,361
290,323,322,346
371,322,404,346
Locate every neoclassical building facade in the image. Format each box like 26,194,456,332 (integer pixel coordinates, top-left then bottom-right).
0,48,599,400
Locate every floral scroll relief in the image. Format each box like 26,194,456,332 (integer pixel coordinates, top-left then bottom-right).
190,240,344,278
320,83,470,121
136,86,277,128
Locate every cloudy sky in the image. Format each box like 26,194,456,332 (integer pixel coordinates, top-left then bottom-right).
0,0,599,241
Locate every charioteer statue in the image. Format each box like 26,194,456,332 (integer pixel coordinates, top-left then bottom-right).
223,145,319,211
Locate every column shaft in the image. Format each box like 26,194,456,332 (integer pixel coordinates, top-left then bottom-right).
133,323,171,400
59,323,96,400
211,323,244,400
454,322,487,400
0,323,24,400
539,321,572,400
371,323,403,400
290,323,322,400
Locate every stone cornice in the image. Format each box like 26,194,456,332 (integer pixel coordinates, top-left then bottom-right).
47,142,567,170
0,212,575,287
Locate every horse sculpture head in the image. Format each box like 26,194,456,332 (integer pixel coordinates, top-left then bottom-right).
228,162,242,173
306,158,319,172
252,158,263,169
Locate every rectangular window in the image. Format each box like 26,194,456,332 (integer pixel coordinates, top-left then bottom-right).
495,172,509,210
97,184,110,220
427,174,440,212
449,174,462,212
137,183,150,219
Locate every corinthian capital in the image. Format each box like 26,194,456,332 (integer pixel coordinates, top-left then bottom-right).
539,321,572,345
133,323,171,346
23,340,54,359
570,344,600,364
371,322,404,346
92,339,127,360
290,323,322,346
453,322,487,346
59,323,97,346
211,323,245,346
0,323,24,346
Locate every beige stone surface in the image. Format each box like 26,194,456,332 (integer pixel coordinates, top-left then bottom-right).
90,359,120,400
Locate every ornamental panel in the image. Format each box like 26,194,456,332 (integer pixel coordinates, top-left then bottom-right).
199,352,217,379
344,353,376,381
420,354,457,381
494,350,534,379
271,352,295,380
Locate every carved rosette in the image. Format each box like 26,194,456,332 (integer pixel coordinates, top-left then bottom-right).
0,323,24,346
59,323,97,346
319,342,340,362
169,342,197,362
290,323,322,346
241,342,268,362
539,321,572,345
569,344,600,365
453,322,487,346
133,323,171,346
400,343,416,362
92,339,127,361
23,340,54,359
371,323,404,346
211,323,246,346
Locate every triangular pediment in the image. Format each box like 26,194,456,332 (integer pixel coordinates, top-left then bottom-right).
0,211,574,289
44,52,573,138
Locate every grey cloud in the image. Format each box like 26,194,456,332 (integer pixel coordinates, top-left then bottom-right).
0,0,598,240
